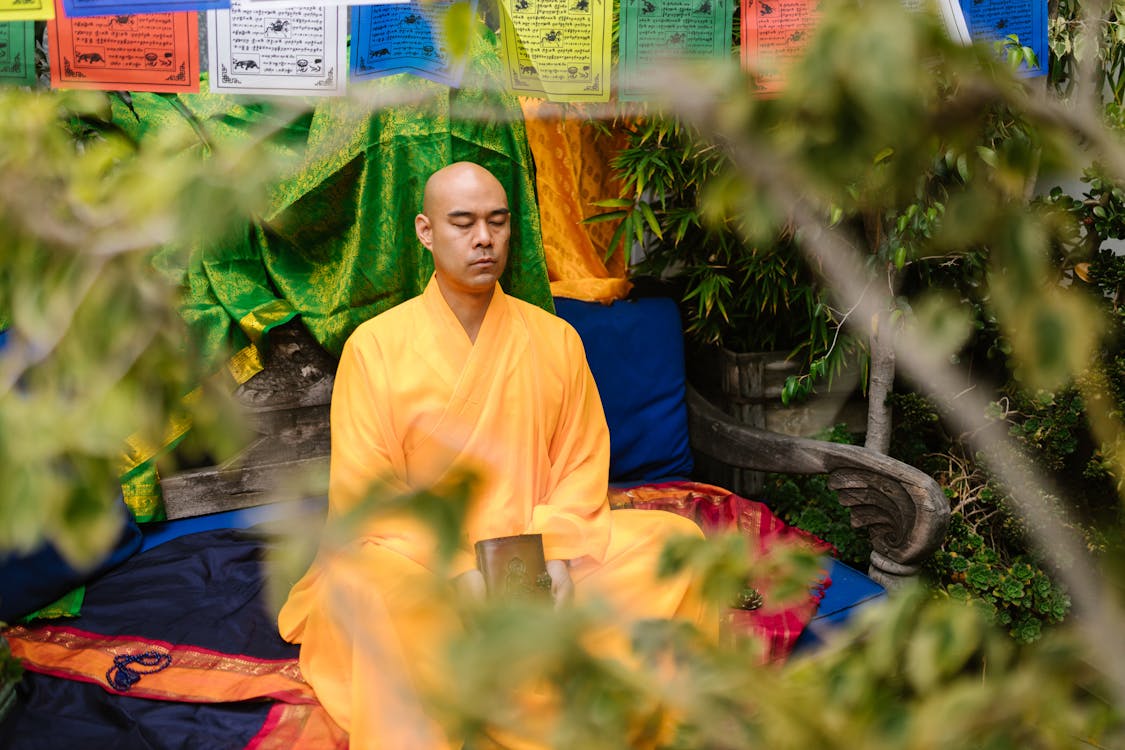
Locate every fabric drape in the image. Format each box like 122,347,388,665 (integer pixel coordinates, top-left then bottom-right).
520,98,633,303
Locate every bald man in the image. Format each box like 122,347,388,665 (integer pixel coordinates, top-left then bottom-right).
278,162,708,749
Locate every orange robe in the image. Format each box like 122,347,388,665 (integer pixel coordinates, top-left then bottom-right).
278,278,707,749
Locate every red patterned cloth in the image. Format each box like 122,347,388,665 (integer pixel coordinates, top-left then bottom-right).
609,481,834,663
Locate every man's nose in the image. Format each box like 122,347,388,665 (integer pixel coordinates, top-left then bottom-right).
473,220,492,247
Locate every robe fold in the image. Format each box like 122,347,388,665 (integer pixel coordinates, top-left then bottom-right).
278,278,707,749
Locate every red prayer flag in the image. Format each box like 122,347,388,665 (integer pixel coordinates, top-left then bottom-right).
48,0,201,93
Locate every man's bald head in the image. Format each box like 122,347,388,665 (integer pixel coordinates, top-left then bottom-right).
415,161,512,308
421,162,508,217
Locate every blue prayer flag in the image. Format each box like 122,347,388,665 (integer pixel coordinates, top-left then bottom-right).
957,0,1046,77
350,0,477,87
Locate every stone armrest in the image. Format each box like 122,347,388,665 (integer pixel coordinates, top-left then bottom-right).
686,384,950,588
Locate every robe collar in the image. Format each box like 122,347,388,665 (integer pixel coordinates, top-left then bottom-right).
417,275,525,389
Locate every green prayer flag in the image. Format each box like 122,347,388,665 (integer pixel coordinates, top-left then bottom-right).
618,0,735,101
0,22,36,88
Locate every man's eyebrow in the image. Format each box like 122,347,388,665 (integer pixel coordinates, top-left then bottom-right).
446,208,511,219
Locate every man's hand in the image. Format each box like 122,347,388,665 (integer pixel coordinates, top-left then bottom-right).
545,559,574,609
454,568,486,602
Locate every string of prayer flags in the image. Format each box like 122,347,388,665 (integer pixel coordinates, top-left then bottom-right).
350,0,477,87
958,0,1046,76
0,22,36,86
740,0,819,95
62,0,225,17
207,0,347,95
618,0,733,101
47,1,201,92
238,0,408,8
499,0,611,102
0,0,54,21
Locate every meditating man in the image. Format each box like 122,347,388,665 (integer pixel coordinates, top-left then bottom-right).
278,161,708,749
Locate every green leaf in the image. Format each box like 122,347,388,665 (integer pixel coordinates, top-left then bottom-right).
580,210,629,225
638,201,664,239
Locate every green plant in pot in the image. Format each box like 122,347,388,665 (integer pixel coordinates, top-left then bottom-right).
591,117,859,437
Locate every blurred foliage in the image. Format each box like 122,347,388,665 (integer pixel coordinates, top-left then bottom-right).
0,636,21,686
367,476,1122,747
2,0,1125,740
0,88,290,565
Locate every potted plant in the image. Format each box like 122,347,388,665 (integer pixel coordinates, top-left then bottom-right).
591,117,863,439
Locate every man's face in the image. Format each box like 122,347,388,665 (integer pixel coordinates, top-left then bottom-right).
416,166,511,297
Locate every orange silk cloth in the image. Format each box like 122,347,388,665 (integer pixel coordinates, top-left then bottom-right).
520,98,633,303
277,279,709,749
4,624,347,749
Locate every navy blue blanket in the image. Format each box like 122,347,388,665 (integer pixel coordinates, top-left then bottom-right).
0,528,297,749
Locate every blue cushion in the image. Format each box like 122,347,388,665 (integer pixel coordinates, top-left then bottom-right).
139,496,326,552
0,498,142,622
554,297,694,483
792,558,886,652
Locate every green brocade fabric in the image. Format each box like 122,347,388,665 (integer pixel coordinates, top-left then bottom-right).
111,28,551,370
19,586,84,622
109,29,551,520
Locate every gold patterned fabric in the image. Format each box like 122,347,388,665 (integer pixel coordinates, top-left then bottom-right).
520,98,632,303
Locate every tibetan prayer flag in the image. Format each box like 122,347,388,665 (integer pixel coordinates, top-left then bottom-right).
499,0,611,102
957,0,1046,76
62,0,226,17
618,0,733,101
740,0,819,95
0,21,36,85
207,0,347,95
0,0,54,21
47,3,201,93
350,0,476,87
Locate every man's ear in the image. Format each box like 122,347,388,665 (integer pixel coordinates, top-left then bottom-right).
415,213,433,249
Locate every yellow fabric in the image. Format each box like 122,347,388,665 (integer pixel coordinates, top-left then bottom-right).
278,278,707,749
520,99,633,303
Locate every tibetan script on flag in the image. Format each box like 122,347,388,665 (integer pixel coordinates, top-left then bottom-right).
208,1,346,95
0,22,35,85
48,4,200,92
350,0,476,87
958,0,1045,76
740,0,819,95
0,0,53,21
618,0,733,101
500,0,611,102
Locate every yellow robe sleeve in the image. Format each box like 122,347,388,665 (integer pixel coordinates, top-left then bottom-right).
328,331,409,517
527,325,612,564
